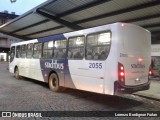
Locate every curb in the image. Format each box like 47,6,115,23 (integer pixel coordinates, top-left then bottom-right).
133,93,160,102
0,62,9,64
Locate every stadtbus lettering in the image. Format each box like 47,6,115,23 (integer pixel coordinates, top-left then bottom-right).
131,63,145,69
45,60,64,69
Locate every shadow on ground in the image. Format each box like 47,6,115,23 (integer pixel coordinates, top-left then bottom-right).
18,76,143,111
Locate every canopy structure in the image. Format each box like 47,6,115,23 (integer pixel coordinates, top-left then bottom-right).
0,0,160,43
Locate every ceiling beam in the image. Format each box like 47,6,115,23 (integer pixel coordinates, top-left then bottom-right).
37,9,83,30
0,30,30,40
142,23,160,28
57,0,111,17
151,36,160,44
74,0,160,24
151,30,160,43
23,26,63,37
152,30,160,34
124,14,160,23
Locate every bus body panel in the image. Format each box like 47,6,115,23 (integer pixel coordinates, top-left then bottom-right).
31,59,44,81
67,60,105,93
40,59,65,85
9,40,45,82
9,59,16,73
120,24,151,86
12,58,44,82
103,24,120,95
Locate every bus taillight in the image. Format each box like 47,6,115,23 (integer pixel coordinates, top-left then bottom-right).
118,62,125,85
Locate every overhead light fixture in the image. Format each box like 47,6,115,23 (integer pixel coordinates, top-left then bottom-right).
10,0,16,3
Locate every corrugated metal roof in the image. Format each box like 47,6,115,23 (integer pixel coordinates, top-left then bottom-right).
28,27,72,38
1,13,47,32
133,17,160,26
15,21,60,35
0,0,159,43
43,0,96,14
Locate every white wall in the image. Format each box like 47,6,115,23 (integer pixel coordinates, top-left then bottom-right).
151,44,160,56
0,53,7,61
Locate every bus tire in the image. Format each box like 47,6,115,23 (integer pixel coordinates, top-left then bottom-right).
15,67,22,80
49,73,60,92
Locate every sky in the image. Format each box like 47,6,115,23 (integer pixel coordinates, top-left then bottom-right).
0,0,47,15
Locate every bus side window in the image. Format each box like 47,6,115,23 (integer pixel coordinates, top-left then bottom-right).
42,41,53,59
33,43,42,59
10,46,15,62
26,43,33,58
86,48,93,60
99,51,106,60
86,32,111,60
53,39,66,59
68,36,84,60
93,52,100,60
16,45,21,58
68,50,73,59
20,45,26,58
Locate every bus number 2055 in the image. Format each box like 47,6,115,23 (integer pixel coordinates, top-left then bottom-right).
89,63,102,69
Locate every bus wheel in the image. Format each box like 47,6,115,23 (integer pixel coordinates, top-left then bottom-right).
15,67,21,80
49,73,60,92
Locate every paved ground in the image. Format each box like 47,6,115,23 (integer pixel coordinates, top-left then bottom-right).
0,63,160,120
134,78,160,101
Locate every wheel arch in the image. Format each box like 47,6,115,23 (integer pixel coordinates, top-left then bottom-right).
14,65,18,73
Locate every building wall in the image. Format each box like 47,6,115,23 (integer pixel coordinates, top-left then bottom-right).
0,11,23,61
0,33,22,48
0,53,7,61
0,11,18,25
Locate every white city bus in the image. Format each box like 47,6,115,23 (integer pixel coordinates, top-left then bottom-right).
9,23,151,95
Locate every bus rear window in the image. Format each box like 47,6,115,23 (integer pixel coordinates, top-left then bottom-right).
86,32,111,60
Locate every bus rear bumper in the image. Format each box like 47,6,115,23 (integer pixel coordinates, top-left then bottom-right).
114,81,150,95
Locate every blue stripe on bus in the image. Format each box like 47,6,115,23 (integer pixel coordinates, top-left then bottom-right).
38,34,66,42
40,58,76,88
40,59,67,82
